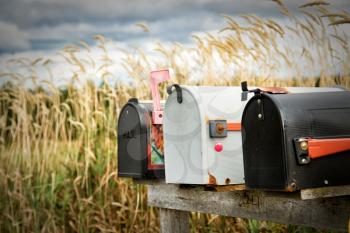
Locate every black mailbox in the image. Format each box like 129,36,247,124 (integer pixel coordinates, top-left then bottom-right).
242,90,350,191
117,70,169,179
118,99,165,179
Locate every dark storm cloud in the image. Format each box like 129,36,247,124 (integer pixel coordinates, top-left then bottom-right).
0,0,290,27
0,0,349,53
0,0,216,28
2,0,349,28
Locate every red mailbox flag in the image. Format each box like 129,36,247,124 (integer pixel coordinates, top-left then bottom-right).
309,138,350,159
150,70,170,124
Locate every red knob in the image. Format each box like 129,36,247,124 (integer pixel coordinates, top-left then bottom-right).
214,143,223,152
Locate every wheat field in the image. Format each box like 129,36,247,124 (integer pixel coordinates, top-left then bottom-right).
0,1,349,232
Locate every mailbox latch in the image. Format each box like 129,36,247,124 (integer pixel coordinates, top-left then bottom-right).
209,120,228,138
293,138,311,165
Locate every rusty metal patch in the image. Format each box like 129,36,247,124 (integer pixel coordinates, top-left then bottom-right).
208,173,217,185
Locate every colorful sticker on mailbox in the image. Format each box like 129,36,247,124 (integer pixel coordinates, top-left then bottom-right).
148,124,165,169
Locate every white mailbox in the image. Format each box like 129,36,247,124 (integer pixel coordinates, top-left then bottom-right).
163,85,344,185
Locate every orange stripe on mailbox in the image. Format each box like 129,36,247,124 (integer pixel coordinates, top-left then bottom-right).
309,138,350,159
227,122,241,131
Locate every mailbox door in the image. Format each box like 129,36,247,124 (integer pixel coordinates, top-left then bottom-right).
164,87,203,184
118,101,166,179
242,94,287,190
118,102,148,178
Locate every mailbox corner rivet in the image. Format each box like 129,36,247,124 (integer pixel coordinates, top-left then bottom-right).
290,182,296,190
300,141,308,151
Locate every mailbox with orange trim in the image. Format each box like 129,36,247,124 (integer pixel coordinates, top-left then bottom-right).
163,84,343,185
242,90,350,191
117,70,169,179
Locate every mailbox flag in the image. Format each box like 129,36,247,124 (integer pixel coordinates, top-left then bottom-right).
150,70,170,124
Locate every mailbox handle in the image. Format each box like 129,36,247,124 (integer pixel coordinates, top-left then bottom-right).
167,84,183,104
308,138,350,159
150,70,170,124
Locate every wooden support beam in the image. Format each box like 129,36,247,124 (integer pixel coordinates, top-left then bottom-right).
148,184,350,231
159,208,189,233
301,185,350,200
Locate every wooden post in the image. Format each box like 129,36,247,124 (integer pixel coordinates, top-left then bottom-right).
159,208,189,233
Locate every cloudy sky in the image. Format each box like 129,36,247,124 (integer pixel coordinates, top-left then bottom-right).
0,0,349,87
0,0,348,54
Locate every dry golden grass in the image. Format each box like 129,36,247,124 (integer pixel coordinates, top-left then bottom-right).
0,1,349,232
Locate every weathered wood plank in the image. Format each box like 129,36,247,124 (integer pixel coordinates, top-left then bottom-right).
301,185,350,200
208,184,246,192
159,208,189,233
148,184,350,231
